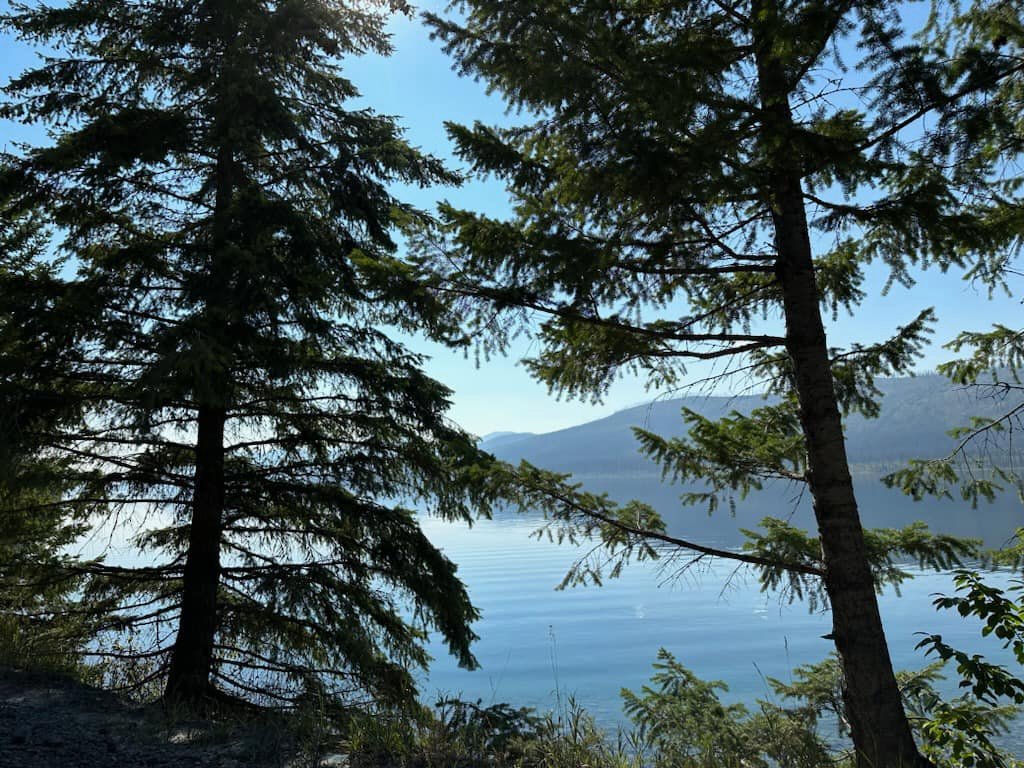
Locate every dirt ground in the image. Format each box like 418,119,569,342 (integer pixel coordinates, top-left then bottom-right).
0,667,340,768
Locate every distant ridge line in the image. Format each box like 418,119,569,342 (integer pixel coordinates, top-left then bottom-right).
481,373,1024,471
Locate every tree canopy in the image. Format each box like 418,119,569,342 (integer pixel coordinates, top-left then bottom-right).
409,0,1024,765
0,0,489,710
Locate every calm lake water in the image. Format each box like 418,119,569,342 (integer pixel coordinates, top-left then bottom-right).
417,514,1024,753
78,501,1024,754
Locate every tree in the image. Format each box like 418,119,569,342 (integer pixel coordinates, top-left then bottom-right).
409,1,1024,765
881,0,1024,510
0,0,488,711
0,190,93,662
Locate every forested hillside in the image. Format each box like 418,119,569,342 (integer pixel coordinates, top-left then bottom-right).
483,374,1024,473
483,374,1024,544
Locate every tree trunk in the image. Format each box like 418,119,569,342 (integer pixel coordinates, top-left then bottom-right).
752,3,929,765
775,219,928,768
165,123,234,707
165,404,226,706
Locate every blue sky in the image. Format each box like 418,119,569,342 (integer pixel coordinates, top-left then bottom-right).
2,1,1021,437
350,6,1024,436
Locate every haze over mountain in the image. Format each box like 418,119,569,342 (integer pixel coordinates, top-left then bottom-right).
481,374,1024,546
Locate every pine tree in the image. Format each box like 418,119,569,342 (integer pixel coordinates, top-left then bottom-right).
1,0,487,710
880,2,1024,512
409,1,1024,765
0,191,91,654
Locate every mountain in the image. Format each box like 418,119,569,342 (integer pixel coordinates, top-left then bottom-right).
481,374,1021,474
481,375,1024,545
480,431,535,449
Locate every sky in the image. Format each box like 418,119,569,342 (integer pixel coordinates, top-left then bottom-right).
339,5,1024,436
2,1,1022,437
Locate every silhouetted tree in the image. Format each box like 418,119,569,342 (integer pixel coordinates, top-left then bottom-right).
883,0,1024,510
1,0,486,710
0,192,90,649
410,1,1024,764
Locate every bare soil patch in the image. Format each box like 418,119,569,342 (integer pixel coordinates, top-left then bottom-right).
0,668,313,768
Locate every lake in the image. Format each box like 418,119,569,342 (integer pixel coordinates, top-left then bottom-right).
417,514,1024,753
75,495,1024,754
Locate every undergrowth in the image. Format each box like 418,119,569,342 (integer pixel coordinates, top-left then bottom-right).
1,570,1022,767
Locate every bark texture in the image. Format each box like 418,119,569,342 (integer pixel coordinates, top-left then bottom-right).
753,3,931,764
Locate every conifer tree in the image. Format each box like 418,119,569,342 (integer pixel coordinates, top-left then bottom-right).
0,193,90,646
1,0,487,710
410,1,1024,765
882,1,1024,509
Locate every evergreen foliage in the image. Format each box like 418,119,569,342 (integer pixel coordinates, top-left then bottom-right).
340,646,1023,768
880,1,1024,507
0,0,489,710
410,0,1024,764
0,191,93,660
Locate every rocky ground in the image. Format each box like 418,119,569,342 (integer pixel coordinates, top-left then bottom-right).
0,667,346,768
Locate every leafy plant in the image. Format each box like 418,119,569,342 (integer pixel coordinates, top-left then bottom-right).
915,570,1024,768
